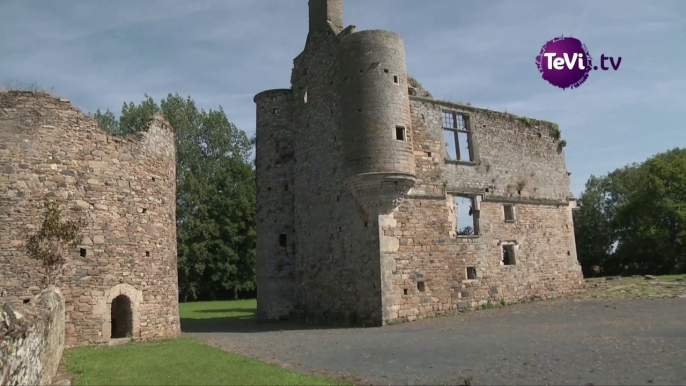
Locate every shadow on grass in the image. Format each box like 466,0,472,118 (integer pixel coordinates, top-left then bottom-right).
181,314,356,333
181,308,359,334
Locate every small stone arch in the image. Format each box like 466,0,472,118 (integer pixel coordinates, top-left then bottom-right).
102,284,142,342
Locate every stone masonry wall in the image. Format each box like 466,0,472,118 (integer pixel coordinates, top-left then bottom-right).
256,0,583,326
377,98,583,323
0,286,65,386
0,91,181,347
288,24,383,325
255,89,296,320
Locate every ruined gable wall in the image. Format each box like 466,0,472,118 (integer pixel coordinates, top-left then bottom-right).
289,26,382,325
378,97,583,323
0,91,180,347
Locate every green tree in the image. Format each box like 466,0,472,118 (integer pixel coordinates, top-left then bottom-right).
574,148,686,276
93,94,256,301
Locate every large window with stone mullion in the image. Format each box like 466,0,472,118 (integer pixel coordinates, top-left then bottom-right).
442,111,474,162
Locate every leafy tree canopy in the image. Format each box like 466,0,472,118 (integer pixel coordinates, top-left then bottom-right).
574,147,686,276
92,94,256,301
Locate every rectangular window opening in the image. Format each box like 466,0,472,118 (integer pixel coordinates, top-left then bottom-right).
466,266,477,280
145,251,150,257
395,126,406,141
504,204,515,222
80,248,87,257
417,281,425,292
284,184,289,191
393,75,399,84
142,208,147,214
502,244,516,265
403,288,408,295
279,233,287,247
443,111,474,162
454,195,479,236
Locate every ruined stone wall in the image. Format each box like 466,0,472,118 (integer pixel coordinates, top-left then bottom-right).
0,286,65,386
289,25,382,326
0,91,180,347
255,89,296,320
377,97,584,323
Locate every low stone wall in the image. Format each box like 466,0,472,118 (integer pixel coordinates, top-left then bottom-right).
0,287,66,386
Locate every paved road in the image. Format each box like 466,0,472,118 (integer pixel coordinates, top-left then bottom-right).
184,298,686,385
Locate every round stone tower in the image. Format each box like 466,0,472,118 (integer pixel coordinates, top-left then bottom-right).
253,89,295,321
0,91,180,347
339,30,416,215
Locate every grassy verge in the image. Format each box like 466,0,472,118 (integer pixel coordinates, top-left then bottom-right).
64,299,346,385
64,337,345,386
577,274,686,300
179,298,256,320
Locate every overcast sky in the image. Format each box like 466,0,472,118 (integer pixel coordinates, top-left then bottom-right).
1,0,684,197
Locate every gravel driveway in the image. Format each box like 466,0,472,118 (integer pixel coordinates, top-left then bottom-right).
184,297,685,385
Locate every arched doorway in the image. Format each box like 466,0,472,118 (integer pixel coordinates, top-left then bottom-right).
111,295,133,339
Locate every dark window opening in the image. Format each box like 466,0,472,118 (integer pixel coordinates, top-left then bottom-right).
151,177,156,182
395,126,406,141
384,69,389,73
466,266,477,280
23,299,30,304
502,245,516,265
454,195,479,236
273,108,278,114
145,251,150,257
111,295,133,339
417,281,425,292
426,151,432,157
504,204,515,222
567,251,571,256
336,195,340,202
443,111,474,162
80,248,87,257
284,184,289,191
403,288,408,295
279,234,287,247
142,208,147,214
393,75,399,84
364,221,369,228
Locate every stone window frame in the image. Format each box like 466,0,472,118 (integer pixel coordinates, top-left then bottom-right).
448,192,481,238
442,110,478,165
465,266,478,281
503,203,516,223
500,241,518,266
394,125,407,141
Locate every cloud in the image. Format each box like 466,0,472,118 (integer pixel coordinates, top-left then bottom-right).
1,0,684,198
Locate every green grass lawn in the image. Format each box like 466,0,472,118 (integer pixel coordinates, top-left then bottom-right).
179,298,256,320
64,299,347,386
64,337,343,386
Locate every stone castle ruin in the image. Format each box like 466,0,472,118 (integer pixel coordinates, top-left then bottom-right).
254,0,584,326
0,91,181,347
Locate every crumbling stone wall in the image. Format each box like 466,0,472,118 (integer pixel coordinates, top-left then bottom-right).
0,286,65,386
255,0,584,327
0,91,181,347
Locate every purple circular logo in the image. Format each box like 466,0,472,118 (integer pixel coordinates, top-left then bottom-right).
536,36,593,90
